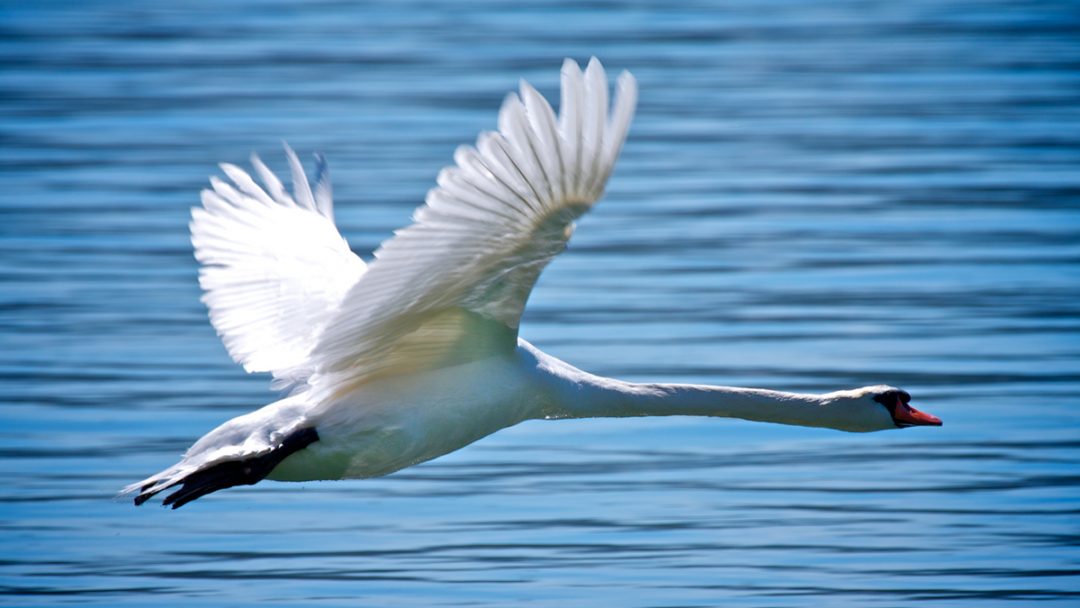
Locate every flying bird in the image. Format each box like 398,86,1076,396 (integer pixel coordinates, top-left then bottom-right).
127,58,941,509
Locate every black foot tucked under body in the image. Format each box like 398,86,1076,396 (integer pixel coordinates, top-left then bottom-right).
134,426,319,509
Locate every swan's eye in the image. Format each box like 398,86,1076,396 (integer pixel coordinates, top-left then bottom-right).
875,389,941,428
872,390,907,414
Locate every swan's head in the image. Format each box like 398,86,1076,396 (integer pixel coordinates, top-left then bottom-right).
826,385,942,432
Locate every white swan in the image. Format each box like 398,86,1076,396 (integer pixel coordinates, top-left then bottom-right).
126,58,941,509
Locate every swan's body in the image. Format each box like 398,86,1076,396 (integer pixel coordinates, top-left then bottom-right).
127,59,941,508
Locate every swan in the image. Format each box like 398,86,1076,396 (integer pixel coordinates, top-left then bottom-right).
126,58,941,509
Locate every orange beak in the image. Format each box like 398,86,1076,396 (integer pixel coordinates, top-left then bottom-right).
894,398,942,427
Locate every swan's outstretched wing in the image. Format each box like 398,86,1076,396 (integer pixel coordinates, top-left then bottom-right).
190,145,367,381
302,58,637,394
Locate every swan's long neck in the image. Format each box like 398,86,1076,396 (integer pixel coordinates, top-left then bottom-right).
553,374,836,428
523,342,848,430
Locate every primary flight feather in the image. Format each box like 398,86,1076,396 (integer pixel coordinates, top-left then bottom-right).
127,58,940,509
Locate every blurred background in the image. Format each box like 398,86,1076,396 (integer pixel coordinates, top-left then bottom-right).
1,0,1078,605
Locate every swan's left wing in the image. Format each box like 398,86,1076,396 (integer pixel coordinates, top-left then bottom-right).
190,146,367,383
301,58,637,393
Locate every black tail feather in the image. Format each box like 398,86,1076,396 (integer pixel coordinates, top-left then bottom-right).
134,427,319,509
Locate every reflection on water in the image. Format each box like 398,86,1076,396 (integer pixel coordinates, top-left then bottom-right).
2,0,1079,605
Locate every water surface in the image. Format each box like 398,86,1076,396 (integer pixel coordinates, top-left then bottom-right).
2,1,1079,606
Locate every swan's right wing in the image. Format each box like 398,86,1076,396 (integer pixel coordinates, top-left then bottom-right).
300,58,637,397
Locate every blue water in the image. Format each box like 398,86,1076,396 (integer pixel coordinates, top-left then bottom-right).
2,0,1079,605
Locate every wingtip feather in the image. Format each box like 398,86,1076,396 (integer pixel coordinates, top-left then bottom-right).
250,152,288,203
283,142,317,211
312,152,333,220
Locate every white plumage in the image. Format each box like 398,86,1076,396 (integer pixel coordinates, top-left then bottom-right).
127,58,939,509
